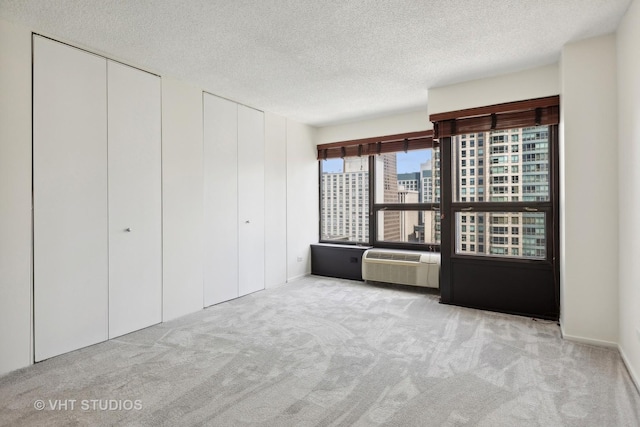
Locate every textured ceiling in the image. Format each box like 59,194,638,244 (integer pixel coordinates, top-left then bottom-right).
0,0,632,126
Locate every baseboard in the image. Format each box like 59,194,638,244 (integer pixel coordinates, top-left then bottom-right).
619,345,640,395
265,279,290,290
0,359,32,379
286,273,310,282
560,324,618,348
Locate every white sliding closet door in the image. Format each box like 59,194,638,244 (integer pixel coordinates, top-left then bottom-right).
107,61,162,338
238,105,265,296
203,94,239,306
33,36,108,361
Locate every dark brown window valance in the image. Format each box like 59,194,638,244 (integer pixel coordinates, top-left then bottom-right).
429,95,560,139
316,130,434,160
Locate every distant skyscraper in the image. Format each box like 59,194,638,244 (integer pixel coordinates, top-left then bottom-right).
397,187,420,242
320,157,369,242
379,153,401,242
418,157,440,244
320,153,404,243
397,172,420,193
420,160,433,203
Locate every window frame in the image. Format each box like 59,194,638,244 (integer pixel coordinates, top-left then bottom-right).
370,148,441,251
448,124,556,263
317,130,439,250
317,158,371,246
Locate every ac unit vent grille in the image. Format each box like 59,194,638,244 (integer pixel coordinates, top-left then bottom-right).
362,249,440,289
365,252,421,263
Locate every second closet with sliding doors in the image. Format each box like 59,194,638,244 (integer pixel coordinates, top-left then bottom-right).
33,36,161,361
203,93,265,306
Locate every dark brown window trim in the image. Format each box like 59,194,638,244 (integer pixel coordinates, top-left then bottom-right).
317,130,433,160
429,95,559,122
429,95,560,139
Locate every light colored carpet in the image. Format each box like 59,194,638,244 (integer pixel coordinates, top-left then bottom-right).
1,276,638,426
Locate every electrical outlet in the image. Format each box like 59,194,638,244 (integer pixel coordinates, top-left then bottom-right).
636,328,640,343
297,256,303,262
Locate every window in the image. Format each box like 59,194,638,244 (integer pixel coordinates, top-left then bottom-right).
374,148,441,246
454,127,550,205
456,211,546,260
451,126,552,260
376,209,440,244
320,158,369,243
317,130,436,248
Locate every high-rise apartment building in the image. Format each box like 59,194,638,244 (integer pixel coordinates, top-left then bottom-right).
397,170,424,242
378,153,401,242
397,172,420,193
320,156,369,242
397,187,420,242
320,153,400,243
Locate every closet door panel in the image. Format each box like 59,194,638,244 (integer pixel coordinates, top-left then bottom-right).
33,36,108,361
107,61,162,338
203,94,239,306
238,105,265,296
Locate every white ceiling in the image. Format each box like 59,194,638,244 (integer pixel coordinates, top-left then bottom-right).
0,0,632,126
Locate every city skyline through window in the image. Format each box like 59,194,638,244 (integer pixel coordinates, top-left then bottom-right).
452,126,550,259
319,125,551,259
320,149,440,246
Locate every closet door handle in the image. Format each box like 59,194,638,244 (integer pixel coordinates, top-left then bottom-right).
125,227,132,232
245,220,250,224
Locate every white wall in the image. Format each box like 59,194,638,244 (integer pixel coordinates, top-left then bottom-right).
0,19,32,376
264,113,288,288
427,64,560,115
560,34,619,346
286,121,318,280
161,78,205,321
0,17,308,376
316,110,429,144
428,60,622,346
617,0,640,387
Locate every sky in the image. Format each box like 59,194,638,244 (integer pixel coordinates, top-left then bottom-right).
322,150,432,174
396,150,432,174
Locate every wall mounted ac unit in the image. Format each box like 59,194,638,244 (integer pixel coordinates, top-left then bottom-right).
362,249,440,288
